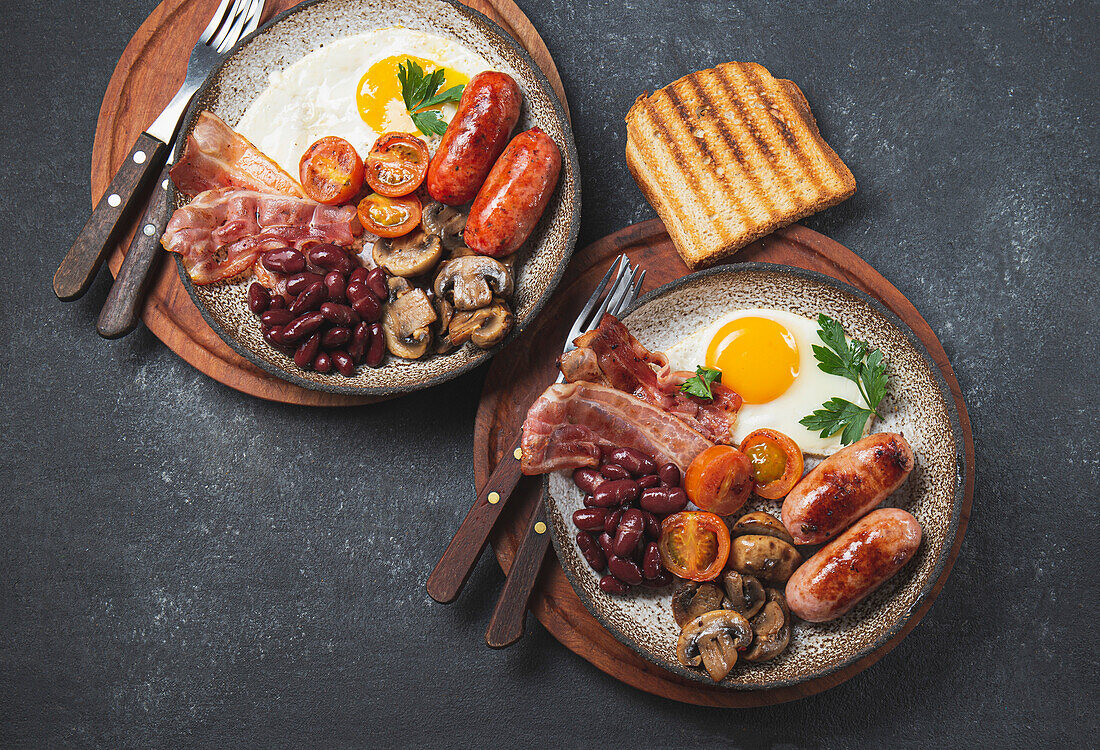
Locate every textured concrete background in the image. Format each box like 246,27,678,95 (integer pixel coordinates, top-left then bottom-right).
1,0,1097,747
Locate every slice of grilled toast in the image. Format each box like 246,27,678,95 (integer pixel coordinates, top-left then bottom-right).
626,62,856,269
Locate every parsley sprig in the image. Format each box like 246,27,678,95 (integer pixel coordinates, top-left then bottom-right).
397,59,465,137
799,314,889,445
680,366,722,400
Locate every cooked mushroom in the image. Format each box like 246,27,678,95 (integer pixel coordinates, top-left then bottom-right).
373,229,443,278
421,202,468,251
728,534,802,585
433,255,513,311
742,588,791,663
387,275,412,300
382,287,436,359
671,581,728,627
446,298,513,349
676,609,753,682
730,511,796,545
720,570,766,619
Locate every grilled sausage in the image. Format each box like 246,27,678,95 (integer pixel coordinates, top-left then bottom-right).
426,71,522,206
785,508,922,623
781,432,914,545
464,127,562,258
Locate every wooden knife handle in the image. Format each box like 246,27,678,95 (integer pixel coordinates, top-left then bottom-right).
54,133,169,301
96,161,174,339
427,431,526,603
485,497,550,648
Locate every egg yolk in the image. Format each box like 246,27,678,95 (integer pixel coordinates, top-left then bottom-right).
705,317,799,404
357,55,469,134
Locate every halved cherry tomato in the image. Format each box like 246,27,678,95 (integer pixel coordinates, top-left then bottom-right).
684,445,753,516
739,429,805,500
356,193,422,238
299,136,365,205
365,133,430,197
657,511,731,582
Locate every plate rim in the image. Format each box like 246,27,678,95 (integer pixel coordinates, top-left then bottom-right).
168,0,581,397
543,260,966,690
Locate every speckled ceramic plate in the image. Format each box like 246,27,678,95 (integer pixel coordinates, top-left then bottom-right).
544,263,965,690
168,0,579,396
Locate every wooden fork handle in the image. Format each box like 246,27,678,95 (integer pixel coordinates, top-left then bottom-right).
426,431,526,604
96,161,173,339
485,497,550,648
54,133,169,301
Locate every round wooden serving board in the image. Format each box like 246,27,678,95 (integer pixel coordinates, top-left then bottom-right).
90,0,569,406
474,220,974,706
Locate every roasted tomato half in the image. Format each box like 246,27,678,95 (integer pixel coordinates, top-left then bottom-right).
356,192,422,238
299,136,365,205
739,428,805,500
365,133,431,197
684,445,753,516
658,511,731,582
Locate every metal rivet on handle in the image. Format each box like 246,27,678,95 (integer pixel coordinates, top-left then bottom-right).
487,492,500,505
107,194,121,207
143,224,156,236
534,522,547,535
133,150,146,164
513,447,522,460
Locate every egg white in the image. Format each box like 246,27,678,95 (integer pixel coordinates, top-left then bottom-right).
235,28,493,176
663,308,869,456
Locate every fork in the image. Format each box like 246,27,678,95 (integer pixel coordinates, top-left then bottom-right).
427,254,644,605
54,0,265,306
484,259,646,648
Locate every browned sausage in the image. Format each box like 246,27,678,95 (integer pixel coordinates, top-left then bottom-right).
785,508,922,623
781,432,914,545
464,128,561,258
426,71,522,206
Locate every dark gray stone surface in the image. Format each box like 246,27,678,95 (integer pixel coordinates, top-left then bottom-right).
1,0,1096,747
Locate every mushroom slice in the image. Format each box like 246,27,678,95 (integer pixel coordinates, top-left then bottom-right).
676,609,753,682
382,287,436,359
728,534,803,585
447,298,513,350
386,275,412,300
421,202,468,251
373,230,443,278
670,581,729,628
742,588,792,663
720,570,766,619
433,255,514,311
730,511,796,545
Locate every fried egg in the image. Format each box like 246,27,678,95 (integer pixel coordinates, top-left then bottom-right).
663,309,869,455
235,28,493,176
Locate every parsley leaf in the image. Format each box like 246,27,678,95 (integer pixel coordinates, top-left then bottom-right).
681,366,722,400
397,59,465,137
799,315,890,446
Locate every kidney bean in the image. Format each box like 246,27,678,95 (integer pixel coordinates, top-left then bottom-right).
658,463,681,487
576,532,606,573
351,292,383,322
596,532,613,557
345,278,370,305
263,325,285,347
603,508,623,535
612,509,646,558
286,271,324,297
321,327,351,348
307,244,353,274
582,495,597,508
290,281,327,316
323,271,347,303
269,295,286,310
261,248,305,275
281,312,325,343
607,556,643,586
599,462,631,481
349,267,369,286
599,575,629,595
637,474,660,489
572,508,607,533
608,447,657,476
260,308,293,327
293,332,322,368
572,468,606,494
365,267,388,300
248,282,270,314
348,322,370,362
364,323,385,367
641,511,661,539
639,486,688,516
320,302,355,326
641,570,673,588
331,349,355,376
313,351,332,373
642,542,663,580
591,479,639,508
